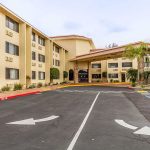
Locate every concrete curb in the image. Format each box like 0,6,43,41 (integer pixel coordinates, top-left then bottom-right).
0,91,41,101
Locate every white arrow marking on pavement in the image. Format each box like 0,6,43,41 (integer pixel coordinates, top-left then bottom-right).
134,126,150,135
6,115,59,125
115,119,138,130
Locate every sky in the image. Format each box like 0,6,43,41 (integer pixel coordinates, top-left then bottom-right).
1,0,150,48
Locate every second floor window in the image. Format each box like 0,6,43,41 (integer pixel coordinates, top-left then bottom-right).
32,51,36,60
38,54,45,62
38,36,45,46
6,16,19,32
5,68,19,80
92,64,101,68
108,63,118,68
32,32,36,42
122,62,132,67
5,42,19,56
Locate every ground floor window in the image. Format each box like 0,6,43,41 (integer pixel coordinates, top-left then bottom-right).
32,71,36,79
92,74,101,79
69,69,74,81
38,71,45,80
5,68,19,80
108,73,118,78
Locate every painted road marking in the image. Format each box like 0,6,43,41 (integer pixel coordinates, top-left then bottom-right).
138,90,150,99
115,119,138,130
115,119,150,136
6,115,59,125
134,126,150,135
56,90,135,94
67,92,100,150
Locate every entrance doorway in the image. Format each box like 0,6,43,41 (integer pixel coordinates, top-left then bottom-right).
121,73,126,82
78,70,88,82
69,69,74,81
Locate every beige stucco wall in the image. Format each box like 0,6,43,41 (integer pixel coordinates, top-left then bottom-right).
0,12,20,88
107,58,138,82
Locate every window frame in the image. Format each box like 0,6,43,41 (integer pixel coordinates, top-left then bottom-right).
6,16,19,33
108,63,118,68
5,42,19,56
5,68,19,80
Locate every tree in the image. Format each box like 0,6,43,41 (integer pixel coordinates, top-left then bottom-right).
124,42,149,82
126,69,138,87
50,68,60,82
63,71,68,80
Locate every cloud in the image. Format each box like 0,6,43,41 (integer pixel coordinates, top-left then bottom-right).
64,22,81,31
1,0,150,48
99,20,128,33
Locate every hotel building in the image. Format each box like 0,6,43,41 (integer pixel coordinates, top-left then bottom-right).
0,4,149,89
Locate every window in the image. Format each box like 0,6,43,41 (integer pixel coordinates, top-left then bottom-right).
32,32,36,42
6,68,19,80
5,42,19,56
38,54,45,62
122,62,132,67
92,74,101,79
92,64,101,68
108,63,118,68
53,59,55,65
55,47,60,53
38,36,45,46
108,73,118,78
32,71,36,79
32,51,36,60
6,16,19,32
38,71,45,80
55,59,60,66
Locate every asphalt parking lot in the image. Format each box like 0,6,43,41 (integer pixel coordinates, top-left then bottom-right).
0,86,150,150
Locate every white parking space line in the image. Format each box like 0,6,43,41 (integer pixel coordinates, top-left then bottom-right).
67,92,100,150
56,90,135,94
115,119,138,130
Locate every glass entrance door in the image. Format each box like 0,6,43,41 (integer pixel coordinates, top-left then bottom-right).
78,70,88,83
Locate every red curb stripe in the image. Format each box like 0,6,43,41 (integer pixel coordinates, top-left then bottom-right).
0,91,41,101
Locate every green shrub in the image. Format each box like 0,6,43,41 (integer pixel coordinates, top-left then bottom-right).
14,83,23,91
28,84,36,89
132,82,136,87
50,68,60,82
37,82,42,88
1,86,10,92
63,71,68,79
114,80,119,83
110,79,113,83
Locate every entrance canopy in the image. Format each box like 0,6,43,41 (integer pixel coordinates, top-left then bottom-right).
70,42,150,62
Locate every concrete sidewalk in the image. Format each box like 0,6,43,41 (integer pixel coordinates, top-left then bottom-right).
0,85,65,100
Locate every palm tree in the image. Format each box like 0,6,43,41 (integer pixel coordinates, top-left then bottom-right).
126,68,138,87
124,42,149,83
